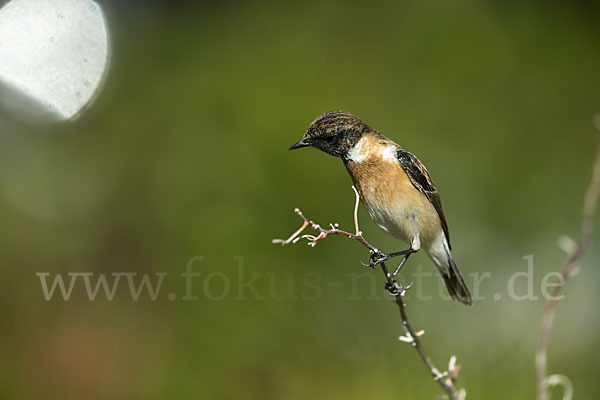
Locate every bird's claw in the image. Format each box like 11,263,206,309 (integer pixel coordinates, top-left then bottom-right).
363,249,390,268
385,281,402,296
385,280,413,296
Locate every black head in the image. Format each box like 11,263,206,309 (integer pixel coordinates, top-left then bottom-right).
289,110,372,158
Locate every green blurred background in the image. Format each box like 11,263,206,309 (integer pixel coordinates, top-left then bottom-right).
0,0,599,399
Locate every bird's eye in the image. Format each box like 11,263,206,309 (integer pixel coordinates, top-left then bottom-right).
324,136,335,143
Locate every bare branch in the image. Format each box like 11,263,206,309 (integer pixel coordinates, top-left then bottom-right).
272,187,379,253
390,271,463,400
274,186,465,400
536,118,600,400
271,220,309,245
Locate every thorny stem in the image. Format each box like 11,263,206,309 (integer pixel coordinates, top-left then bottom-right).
536,120,600,400
273,186,464,400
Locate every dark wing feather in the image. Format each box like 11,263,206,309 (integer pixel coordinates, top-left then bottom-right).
396,148,451,248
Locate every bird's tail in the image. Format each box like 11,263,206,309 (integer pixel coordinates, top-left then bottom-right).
427,237,472,306
439,255,472,306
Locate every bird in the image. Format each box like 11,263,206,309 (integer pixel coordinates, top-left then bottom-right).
289,110,472,305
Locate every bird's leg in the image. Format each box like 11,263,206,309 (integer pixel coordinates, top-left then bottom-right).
390,250,416,279
362,247,415,268
381,250,417,295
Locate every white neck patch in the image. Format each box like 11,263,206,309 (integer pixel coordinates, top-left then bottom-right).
347,136,397,163
346,137,368,162
380,144,398,162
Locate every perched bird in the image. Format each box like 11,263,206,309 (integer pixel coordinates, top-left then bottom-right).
289,110,472,305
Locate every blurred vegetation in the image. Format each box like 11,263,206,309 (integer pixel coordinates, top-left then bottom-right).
0,1,599,399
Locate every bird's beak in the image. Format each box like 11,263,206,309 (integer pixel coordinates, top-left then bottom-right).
289,138,310,150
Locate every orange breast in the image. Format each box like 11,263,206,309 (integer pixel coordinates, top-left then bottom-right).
344,141,442,246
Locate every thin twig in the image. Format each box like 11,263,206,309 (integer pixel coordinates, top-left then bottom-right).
382,262,462,400
274,186,464,400
272,187,378,253
536,118,600,400
352,185,361,235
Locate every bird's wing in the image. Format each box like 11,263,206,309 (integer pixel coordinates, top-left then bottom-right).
396,148,451,248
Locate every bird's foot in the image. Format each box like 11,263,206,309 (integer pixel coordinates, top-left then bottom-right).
385,280,413,296
360,249,390,269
